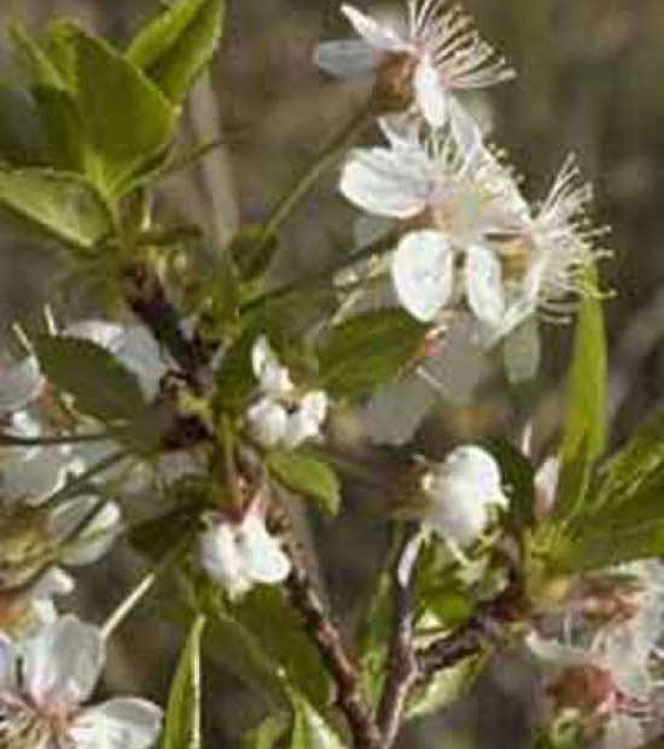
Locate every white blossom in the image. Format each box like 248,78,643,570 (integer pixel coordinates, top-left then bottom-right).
315,1,514,132
246,337,328,450
420,444,508,546
199,502,291,600
0,615,162,748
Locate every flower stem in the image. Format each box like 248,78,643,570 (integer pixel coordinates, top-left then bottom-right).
0,430,115,447
255,100,375,250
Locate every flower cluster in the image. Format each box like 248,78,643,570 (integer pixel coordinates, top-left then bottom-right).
317,0,607,355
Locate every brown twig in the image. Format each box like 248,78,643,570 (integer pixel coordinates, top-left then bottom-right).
280,528,382,749
377,524,421,748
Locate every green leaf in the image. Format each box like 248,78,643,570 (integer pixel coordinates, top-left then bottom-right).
406,655,484,720
0,86,47,166
484,438,536,531
65,25,175,197
8,23,68,90
0,168,111,248
267,450,341,515
212,329,256,412
317,309,427,400
163,615,206,749
286,686,346,749
127,0,225,102
554,266,606,519
33,335,148,426
242,716,288,749
31,87,85,172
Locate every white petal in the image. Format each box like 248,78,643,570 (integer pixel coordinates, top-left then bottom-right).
424,475,490,545
503,316,541,384
340,147,431,219
64,320,124,351
314,40,377,77
55,499,122,566
246,397,288,448
441,445,505,501
363,374,435,446
238,513,291,585
414,57,449,127
418,314,487,406
117,327,166,401
251,337,293,396
534,456,560,518
391,230,454,321
31,566,75,598
69,697,163,749
0,634,15,689
24,614,104,709
199,523,251,599
341,4,407,51
447,96,483,159
0,446,70,507
0,356,43,413
283,391,328,449
465,244,506,330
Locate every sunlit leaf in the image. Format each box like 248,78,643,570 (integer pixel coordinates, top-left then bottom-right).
268,450,341,515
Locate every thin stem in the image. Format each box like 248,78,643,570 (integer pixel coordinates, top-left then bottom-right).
43,448,130,508
241,230,397,315
256,100,374,250
377,523,421,747
0,430,115,447
101,535,191,640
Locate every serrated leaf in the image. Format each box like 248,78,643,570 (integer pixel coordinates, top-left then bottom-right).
554,266,606,519
0,168,110,248
267,450,341,515
406,654,484,720
127,0,225,102
317,309,427,400
65,25,175,197
163,615,206,749
33,335,148,426
286,686,346,749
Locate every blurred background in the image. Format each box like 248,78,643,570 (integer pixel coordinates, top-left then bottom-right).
0,0,663,746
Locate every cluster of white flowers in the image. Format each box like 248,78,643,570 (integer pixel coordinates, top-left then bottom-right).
316,0,606,357
199,498,291,600
0,615,161,748
528,562,664,747
246,336,328,450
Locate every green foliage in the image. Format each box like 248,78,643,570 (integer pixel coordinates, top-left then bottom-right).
553,266,607,520
213,328,257,412
127,0,225,103
163,615,206,749
316,309,428,400
549,410,664,572
33,334,151,430
406,655,484,720
0,86,48,166
484,438,536,532
195,582,331,715
65,25,175,198
285,685,346,748
267,450,341,515
0,169,110,249
243,716,288,749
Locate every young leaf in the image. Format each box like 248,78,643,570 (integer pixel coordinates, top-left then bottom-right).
163,615,206,749
0,86,48,166
267,450,341,515
286,686,346,749
406,654,484,720
317,309,428,400
8,23,68,90
33,335,148,426
127,0,225,102
64,25,175,197
242,716,288,749
0,169,111,249
553,266,606,519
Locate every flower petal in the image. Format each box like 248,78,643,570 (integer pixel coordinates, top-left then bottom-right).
0,356,43,414
314,40,377,77
238,513,291,585
24,614,104,709
391,230,454,321
465,244,506,330
68,697,163,749
0,634,15,689
340,147,431,219
341,4,407,50
0,446,70,507
414,57,448,127
53,498,122,566
246,397,288,448
199,522,250,599
251,337,293,396
283,391,328,449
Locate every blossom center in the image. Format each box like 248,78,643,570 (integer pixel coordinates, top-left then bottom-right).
548,663,616,714
0,694,71,749
0,513,53,590
374,52,418,112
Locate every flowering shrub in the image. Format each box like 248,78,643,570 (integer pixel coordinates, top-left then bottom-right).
0,0,661,747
